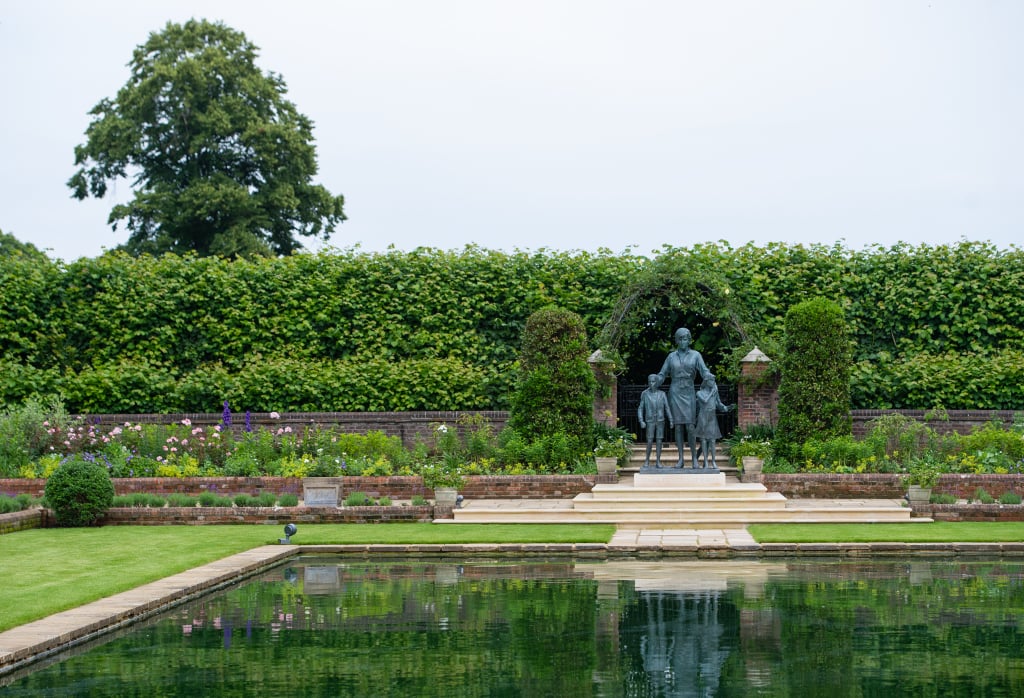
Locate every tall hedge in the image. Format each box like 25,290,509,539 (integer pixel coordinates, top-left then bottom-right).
507,307,597,445
775,298,852,454
1,242,1022,412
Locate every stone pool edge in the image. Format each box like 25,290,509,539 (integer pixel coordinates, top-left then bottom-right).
3,539,1023,677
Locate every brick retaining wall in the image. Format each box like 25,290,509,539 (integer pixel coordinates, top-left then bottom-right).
851,409,1020,437
97,505,434,526
0,509,42,534
1,474,611,500
762,473,1024,499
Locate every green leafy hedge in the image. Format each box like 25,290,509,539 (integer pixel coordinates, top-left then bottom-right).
1,241,1022,412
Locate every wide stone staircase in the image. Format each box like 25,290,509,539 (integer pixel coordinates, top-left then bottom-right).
449,445,915,527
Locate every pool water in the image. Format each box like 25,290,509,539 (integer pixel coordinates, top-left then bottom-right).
3,557,1023,696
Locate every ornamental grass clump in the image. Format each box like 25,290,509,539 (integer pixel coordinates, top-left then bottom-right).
44,455,114,526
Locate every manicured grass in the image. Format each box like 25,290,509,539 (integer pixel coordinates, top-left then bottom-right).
0,523,614,632
749,521,1024,543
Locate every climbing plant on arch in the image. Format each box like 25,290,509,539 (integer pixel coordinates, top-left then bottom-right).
594,252,755,383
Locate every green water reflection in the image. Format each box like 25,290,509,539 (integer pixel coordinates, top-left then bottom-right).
3,558,1023,696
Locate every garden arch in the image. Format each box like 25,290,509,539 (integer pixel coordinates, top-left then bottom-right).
594,255,753,436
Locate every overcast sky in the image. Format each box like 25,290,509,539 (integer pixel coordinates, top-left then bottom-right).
1,1,1021,261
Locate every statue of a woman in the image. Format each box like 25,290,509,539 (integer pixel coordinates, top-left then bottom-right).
657,327,711,468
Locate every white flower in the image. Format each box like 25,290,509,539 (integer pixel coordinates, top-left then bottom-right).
437,424,448,433
269,411,281,419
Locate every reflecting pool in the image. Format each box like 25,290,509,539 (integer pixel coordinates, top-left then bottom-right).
3,557,1023,696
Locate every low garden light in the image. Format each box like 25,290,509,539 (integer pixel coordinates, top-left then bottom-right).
279,523,297,544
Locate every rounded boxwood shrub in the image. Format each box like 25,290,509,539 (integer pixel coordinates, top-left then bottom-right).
44,456,115,526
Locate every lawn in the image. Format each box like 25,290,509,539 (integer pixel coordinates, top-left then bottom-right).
0,523,615,632
748,521,1024,543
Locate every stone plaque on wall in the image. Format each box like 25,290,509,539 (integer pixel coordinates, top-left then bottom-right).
302,477,341,507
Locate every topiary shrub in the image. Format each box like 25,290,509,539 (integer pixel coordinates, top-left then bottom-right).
775,297,852,462
507,307,597,454
43,456,115,526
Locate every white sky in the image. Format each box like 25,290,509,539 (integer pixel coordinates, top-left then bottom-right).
1,1,1021,261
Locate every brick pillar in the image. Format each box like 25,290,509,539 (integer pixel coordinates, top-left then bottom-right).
738,346,778,431
589,350,618,428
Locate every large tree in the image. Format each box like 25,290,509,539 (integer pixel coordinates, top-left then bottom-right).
68,19,345,258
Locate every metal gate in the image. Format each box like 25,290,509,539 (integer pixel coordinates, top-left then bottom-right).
617,381,737,441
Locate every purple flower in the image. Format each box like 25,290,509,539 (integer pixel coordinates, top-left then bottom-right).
244,411,252,433
222,400,232,427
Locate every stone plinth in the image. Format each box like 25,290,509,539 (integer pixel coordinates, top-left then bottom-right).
634,471,727,487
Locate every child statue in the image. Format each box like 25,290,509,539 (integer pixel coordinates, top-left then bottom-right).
693,373,734,469
638,373,673,468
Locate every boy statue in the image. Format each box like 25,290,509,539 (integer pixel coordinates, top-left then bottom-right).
638,373,673,468
693,373,734,469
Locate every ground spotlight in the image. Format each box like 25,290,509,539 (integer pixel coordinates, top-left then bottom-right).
279,522,297,544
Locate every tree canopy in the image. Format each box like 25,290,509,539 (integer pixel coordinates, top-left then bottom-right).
68,19,345,258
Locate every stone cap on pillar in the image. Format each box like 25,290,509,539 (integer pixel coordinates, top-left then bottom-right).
740,346,771,363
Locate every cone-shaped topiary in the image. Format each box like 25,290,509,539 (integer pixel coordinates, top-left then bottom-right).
44,456,115,526
508,307,598,448
775,297,852,460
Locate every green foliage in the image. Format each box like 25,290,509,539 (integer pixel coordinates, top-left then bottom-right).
410,494,428,506
198,491,233,507
68,20,344,258
277,493,299,507
903,455,944,488
724,425,775,464
852,348,1024,409
998,491,1022,505
344,492,374,507
44,456,115,526
972,488,996,504
166,493,197,507
508,307,597,448
775,297,852,456
0,396,73,477
418,461,466,490
0,494,34,514
1,242,1023,412
593,435,631,461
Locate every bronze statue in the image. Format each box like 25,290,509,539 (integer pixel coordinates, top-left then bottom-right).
693,373,732,468
638,373,672,468
657,328,711,468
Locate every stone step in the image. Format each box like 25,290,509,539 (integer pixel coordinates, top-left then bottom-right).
572,492,788,511
449,505,914,526
586,484,772,500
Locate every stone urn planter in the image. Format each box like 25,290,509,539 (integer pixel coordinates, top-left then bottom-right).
907,485,932,506
433,487,459,508
741,457,764,476
596,457,618,474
